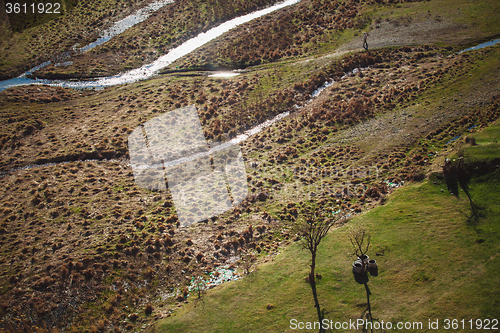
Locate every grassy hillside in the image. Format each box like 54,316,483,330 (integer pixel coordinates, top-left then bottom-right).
152,122,500,332
1,0,500,331
459,121,500,162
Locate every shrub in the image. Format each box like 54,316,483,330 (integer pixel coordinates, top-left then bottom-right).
74,262,84,271
143,267,154,279
410,171,426,182
82,268,94,280
145,303,154,315
59,265,69,281
119,235,128,243
33,276,55,290
164,235,173,247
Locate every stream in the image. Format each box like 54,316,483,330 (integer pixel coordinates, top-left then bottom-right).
1,2,499,92
1,0,499,175
458,38,500,54
0,0,175,92
0,0,301,92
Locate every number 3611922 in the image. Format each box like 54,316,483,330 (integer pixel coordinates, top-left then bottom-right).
5,3,61,14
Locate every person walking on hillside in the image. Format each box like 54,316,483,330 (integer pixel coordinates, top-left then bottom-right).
363,32,369,51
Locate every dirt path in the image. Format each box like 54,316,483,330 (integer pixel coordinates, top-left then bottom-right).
339,18,463,53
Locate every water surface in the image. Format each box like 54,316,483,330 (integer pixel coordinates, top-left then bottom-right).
458,38,500,54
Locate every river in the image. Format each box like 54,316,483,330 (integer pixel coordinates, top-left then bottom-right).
0,0,301,92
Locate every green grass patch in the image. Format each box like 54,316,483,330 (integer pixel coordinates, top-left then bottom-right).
460,119,500,161
151,168,500,332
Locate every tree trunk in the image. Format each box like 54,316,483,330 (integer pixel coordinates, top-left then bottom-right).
364,283,373,333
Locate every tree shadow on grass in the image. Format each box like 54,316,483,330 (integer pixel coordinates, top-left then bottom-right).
442,157,488,231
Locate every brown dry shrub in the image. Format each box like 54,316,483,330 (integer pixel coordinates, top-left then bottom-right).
164,235,173,246
105,303,114,314
142,267,155,279
59,265,69,281
223,241,232,250
145,303,154,315
131,246,140,256
82,268,94,280
33,276,55,290
96,319,106,331
110,294,122,306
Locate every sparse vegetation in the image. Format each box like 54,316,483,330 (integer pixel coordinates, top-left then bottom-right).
151,162,500,333
0,0,499,331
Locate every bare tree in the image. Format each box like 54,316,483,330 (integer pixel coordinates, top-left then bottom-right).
348,226,371,260
192,275,206,299
239,249,256,275
290,204,345,333
348,226,375,333
190,266,208,300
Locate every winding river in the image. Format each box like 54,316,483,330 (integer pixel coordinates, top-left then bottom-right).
0,0,302,176
1,0,498,176
1,1,499,92
0,0,301,92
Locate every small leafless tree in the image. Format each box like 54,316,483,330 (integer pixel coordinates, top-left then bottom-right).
348,226,371,260
240,249,256,275
290,204,345,333
192,275,206,299
348,226,375,333
190,266,208,299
